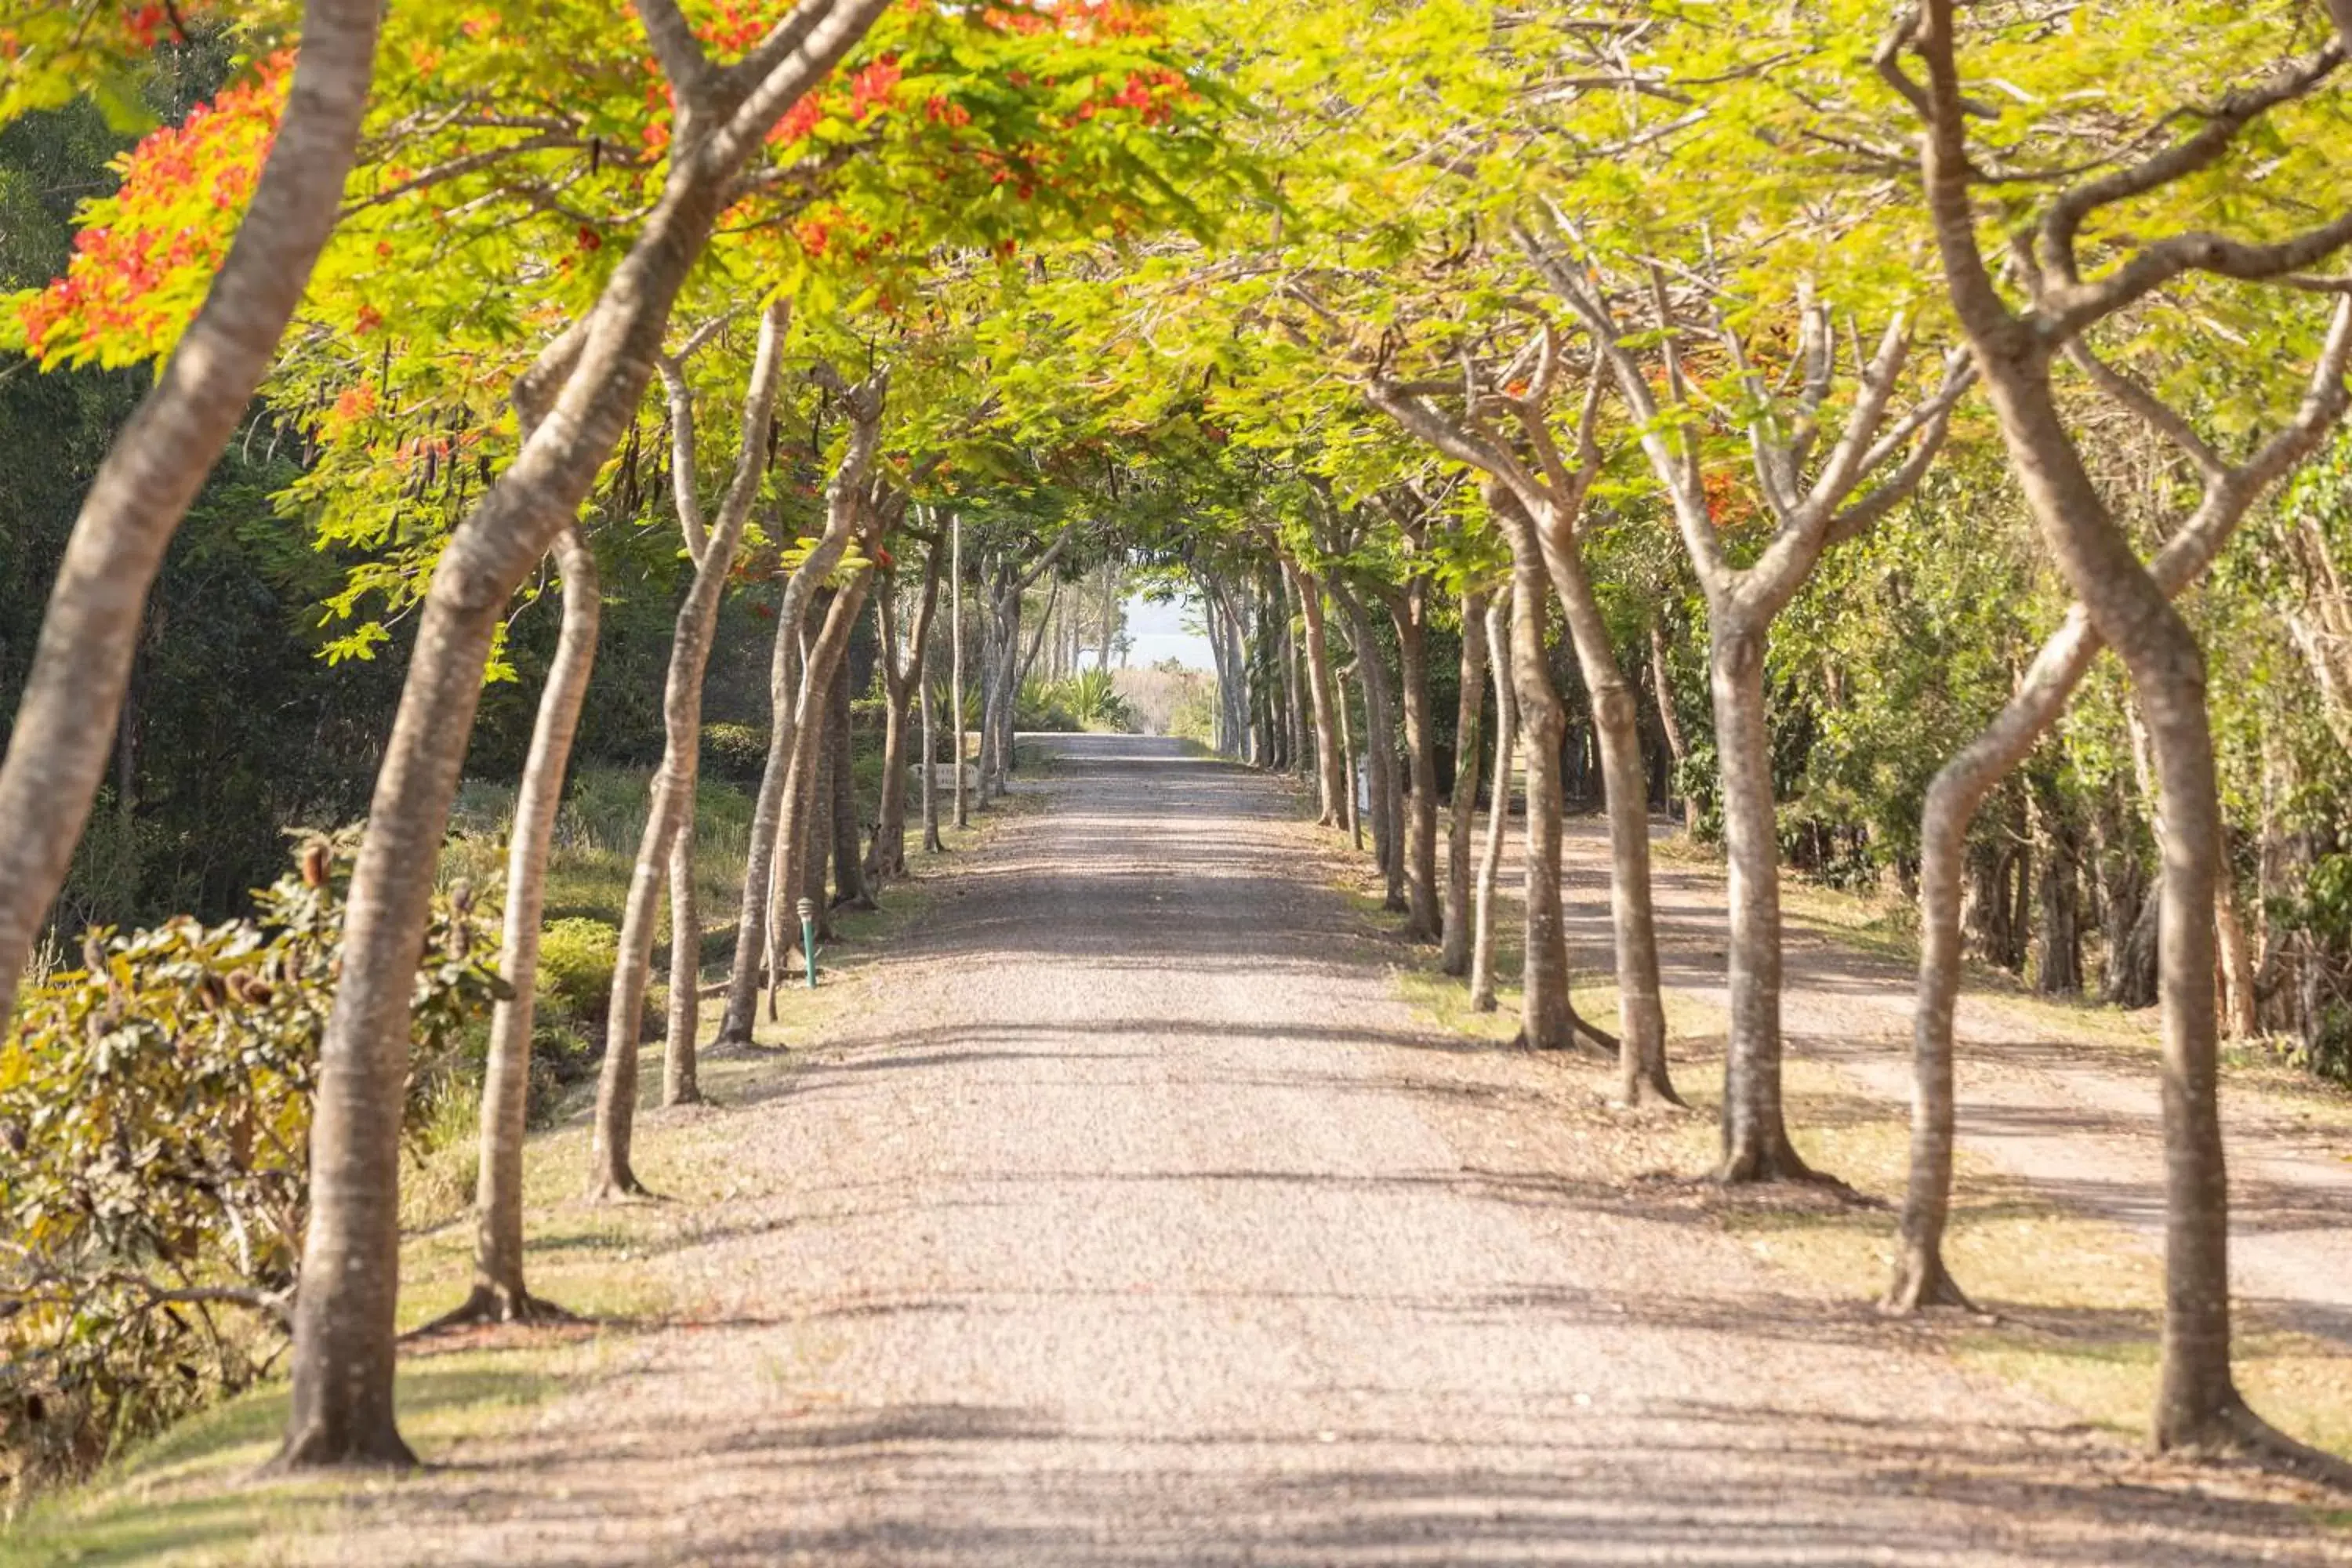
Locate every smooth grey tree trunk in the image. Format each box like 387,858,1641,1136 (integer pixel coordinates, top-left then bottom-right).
1330,580,1406,913
717,382,886,1045
0,0,383,1032
1907,2,2352,1474
828,658,873,910
921,591,943,855
591,303,789,1199
871,546,942,882
448,526,598,1327
952,513,969,829
1470,591,1517,1014
1649,618,1698,834
1709,620,1804,1174
663,809,702,1105
1289,564,1347,826
1504,543,1581,1052
1527,502,1678,1105
283,6,892,1465
1335,659,1362,850
1380,582,1443,942
1441,589,1490,975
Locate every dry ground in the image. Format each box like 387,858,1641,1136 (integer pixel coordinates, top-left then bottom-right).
13,735,2350,1566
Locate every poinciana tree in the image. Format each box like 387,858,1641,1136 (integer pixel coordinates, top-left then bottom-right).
1886,0,2352,1472
0,0,381,1033
19,0,1249,1459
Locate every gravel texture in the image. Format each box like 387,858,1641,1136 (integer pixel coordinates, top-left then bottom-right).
304,736,2348,1566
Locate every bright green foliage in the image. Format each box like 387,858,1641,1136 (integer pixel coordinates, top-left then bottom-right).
1018,668,1135,731
0,833,495,1494
532,916,619,1034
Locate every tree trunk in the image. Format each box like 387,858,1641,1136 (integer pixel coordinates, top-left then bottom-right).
869,586,909,884
1525,495,1678,1105
829,657,874,910
1385,584,1442,942
718,394,885,1045
0,0,383,1033
2216,859,2259,1040
1650,617,1698,835
2033,783,2085,997
1711,616,1811,1181
1470,591,1517,1014
869,549,940,883
664,804,702,1105
802,680,837,931
1332,582,1405,913
452,527,598,1327
952,513,969,829
921,629,943,854
1336,659,1362,850
590,303,789,1200
1508,548,1583,1053
1442,589,1490,976
776,568,877,964
1887,609,2108,1311
1283,572,1309,777
1290,565,1348,827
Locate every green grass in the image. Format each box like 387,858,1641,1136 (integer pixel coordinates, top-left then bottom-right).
4,1349,571,1566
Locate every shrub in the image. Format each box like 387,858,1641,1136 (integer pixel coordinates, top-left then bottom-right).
1065,668,1135,731
700,721,768,786
1015,673,1136,734
0,831,498,1500
535,916,619,1033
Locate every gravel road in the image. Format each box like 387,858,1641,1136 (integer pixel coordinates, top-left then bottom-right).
310,735,2346,1566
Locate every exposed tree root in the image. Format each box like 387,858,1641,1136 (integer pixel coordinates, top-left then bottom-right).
1512,1009,1617,1058
407,1284,579,1338
583,1171,660,1204
1572,1012,1620,1054
1879,1245,1979,1316
1611,1069,1689,1112
2167,1396,2352,1491
1715,1134,1839,1189
267,1422,418,1473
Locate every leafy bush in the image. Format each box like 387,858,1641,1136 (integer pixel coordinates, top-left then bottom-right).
1016,672,1135,734
0,832,498,1498
1017,674,1079,731
535,916,619,1033
700,721,768,786
1064,668,1134,731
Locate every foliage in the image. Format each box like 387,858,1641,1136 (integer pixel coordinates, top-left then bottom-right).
0,832,497,1497
1017,670,1136,732
699,721,770,787
532,917,619,1035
